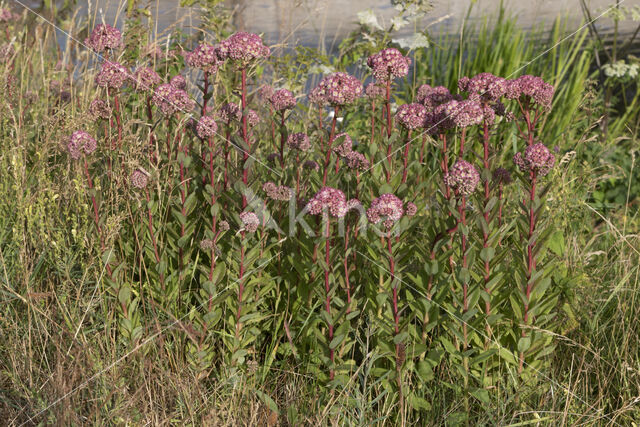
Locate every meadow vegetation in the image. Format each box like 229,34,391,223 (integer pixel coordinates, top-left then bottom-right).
0,0,639,425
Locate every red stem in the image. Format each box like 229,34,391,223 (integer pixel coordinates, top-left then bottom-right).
324,216,334,380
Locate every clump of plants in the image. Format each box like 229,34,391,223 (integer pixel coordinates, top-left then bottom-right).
1,10,580,423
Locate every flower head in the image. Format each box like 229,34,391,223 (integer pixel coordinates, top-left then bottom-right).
458,73,507,102
196,116,218,139
0,43,15,62
444,160,480,195
505,75,554,109
287,132,311,151
89,99,111,120
269,88,296,111
416,85,455,111
514,143,555,176
450,100,485,127
303,160,320,171
85,24,122,53
267,153,281,163
95,61,128,89
185,43,220,73
396,103,427,130
132,67,162,91
367,194,404,230
258,85,274,104
263,182,293,201
311,72,363,106
247,109,261,127
365,83,385,99
492,167,512,185
67,130,97,160
152,83,194,116
405,202,417,216
239,211,260,232
367,48,411,82
200,239,215,250
307,187,347,217
216,32,270,65
130,170,148,189
219,220,230,231
170,74,187,90
332,133,353,157
345,151,370,171
218,103,242,124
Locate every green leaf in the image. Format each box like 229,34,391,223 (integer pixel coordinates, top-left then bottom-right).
470,388,490,404
547,230,565,256
255,390,279,415
517,336,532,353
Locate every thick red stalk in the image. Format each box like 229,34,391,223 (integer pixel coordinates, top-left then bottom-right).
402,129,412,183
322,106,339,185
279,112,286,168
324,216,334,380
519,172,538,373
241,67,249,208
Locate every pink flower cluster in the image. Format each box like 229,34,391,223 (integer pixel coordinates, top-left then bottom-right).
367,48,411,82
269,88,296,111
303,160,320,171
68,130,97,160
216,32,270,65
492,167,512,184
170,75,187,90
345,151,370,171
0,8,19,23
307,187,347,217
310,72,363,106
287,133,311,151
505,75,555,109
263,182,294,201
152,83,194,116
405,202,417,217
258,85,274,103
444,160,480,195
85,24,122,53
196,116,218,139
396,103,427,130
366,193,404,230
514,143,555,177
239,211,260,232
89,99,111,120
95,61,128,89
416,85,455,111
130,170,148,189
332,133,353,157
365,83,385,99
218,103,242,124
458,73,508,102
185,43,220,73
132,67,162,91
